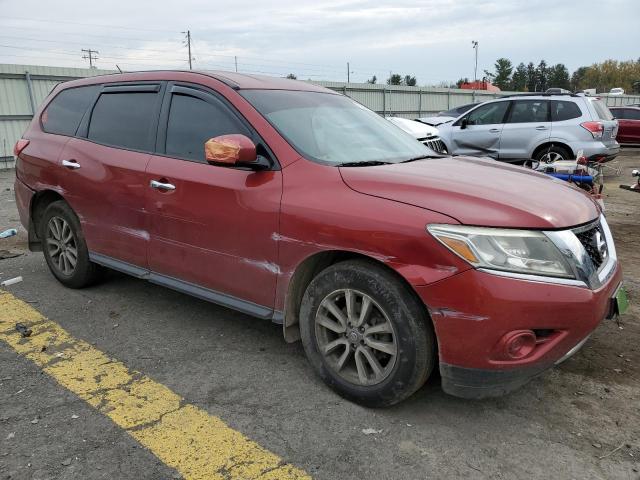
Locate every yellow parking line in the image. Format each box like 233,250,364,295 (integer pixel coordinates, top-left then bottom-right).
0,291,310,480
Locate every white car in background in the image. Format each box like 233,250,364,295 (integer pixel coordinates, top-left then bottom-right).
385,116,448,154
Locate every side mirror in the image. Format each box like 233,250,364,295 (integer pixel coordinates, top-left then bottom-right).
205,134,257,166
460,118,469,130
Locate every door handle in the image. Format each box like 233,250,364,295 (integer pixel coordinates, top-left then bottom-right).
150,179,176,191
535,126,548,131
62,159,81,169
489,128,501,133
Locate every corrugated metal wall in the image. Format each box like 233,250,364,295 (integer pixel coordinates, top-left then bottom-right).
2,63,640,168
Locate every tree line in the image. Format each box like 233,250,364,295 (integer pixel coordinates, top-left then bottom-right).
460,58,640,93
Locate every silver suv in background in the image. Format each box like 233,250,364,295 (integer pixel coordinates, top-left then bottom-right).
437,94,619,163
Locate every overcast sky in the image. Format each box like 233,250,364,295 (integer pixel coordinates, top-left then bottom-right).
0,0,638,84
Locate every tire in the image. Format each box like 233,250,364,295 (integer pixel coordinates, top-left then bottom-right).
300,260,436,407
534,145,571,164
40,200,103,288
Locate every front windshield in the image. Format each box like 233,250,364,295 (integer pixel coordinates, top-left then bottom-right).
240,90,432,165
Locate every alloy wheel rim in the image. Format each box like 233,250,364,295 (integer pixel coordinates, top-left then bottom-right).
46,216,78,276
314,289,397,386
540,152,564,163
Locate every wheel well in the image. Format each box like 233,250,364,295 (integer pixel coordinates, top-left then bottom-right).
532,142,574,160
282,250,425,343
29,190,66,249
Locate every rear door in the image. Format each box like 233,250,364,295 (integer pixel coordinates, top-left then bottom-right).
58,83,164,268
613,108,640,143
145,83,282,312
499,99,551,160
446,101,510,157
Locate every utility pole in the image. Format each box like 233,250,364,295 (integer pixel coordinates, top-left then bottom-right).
471,40,478,84
183,30,193,70
81,49,99,69
347,62,350,83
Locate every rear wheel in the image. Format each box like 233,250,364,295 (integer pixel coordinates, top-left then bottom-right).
300,260,436,407
40,201,102,288
534,145,571,164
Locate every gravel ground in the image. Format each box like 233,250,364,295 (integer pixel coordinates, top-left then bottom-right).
0,151,639,480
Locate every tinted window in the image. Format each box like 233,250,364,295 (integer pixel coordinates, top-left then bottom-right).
465,101,509,125
165,94,251,162
627,109,640,120
551,101,583,121
590,99,614,121
42,86,98,136
88,92,159,151
610,109,625,119
508,100,549,123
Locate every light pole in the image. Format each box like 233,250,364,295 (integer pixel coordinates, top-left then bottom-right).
472,40,478,84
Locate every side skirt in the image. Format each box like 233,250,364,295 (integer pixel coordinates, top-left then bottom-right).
89,252,275,320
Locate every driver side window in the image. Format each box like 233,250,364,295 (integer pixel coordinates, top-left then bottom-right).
465,101,510,126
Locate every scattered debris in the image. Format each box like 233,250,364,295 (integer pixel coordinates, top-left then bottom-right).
613,368,622,373
598,443,626,460
592,443,602,449
0,228,17,239
0,250,23,260
71,414,79,419
1,276,23,287
5,432,15,440
61,457,72,466
113,323,119,328
40,345,47,352
362,428,382,435
30,418,39,424
15,323,32,338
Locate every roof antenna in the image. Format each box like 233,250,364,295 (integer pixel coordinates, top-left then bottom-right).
116,64,123,73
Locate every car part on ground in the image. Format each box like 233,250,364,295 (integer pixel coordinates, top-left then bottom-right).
619,169,640,192
437,94,620,163
13,70,624,406
385,116,448,154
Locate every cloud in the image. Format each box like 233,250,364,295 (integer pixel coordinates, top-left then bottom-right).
0,0,638,84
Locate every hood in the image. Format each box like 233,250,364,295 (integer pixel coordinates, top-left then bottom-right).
386,117,439,138
416,116,455,127
339,156,600,229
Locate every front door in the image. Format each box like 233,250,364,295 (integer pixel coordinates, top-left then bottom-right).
145,84,282,313
500,99,551,160
446,100,510,158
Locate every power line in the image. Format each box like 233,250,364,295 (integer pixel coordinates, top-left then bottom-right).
1,16,177,33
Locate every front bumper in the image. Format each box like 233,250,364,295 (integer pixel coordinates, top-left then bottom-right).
415,264,623,399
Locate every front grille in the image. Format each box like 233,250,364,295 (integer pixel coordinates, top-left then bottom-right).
574,222,608,270
419,136,447,154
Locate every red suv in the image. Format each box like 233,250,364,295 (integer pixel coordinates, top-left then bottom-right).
13,71,626,406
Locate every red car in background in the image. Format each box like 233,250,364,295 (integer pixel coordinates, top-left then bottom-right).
13,71,627,406
610,106,640,144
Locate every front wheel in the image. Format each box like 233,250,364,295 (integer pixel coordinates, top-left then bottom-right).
300,260,436,407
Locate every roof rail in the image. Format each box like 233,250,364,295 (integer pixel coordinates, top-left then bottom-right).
498,92,580,98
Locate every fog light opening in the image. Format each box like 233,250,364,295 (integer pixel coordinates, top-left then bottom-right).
502,330,537,360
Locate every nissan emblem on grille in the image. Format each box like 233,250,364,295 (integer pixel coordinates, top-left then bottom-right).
575,224,607,270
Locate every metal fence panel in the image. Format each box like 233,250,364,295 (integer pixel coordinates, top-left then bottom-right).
2,64,640,167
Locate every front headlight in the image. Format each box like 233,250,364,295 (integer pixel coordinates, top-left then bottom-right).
427,224,574,278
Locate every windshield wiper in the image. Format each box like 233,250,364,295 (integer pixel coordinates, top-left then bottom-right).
399,155,442,163
336,160,392,167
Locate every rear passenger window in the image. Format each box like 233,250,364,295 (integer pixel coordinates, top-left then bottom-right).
551,101,582,121
610,109,625,119
627,109,640,120
41,86,98,136
88,92,159,151
165,93,251,162
507,100,549,123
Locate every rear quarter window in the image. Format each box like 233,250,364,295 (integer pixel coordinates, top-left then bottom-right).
551,100,583,121
41,85,99,136
87,91,159,151
590,99,614,121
